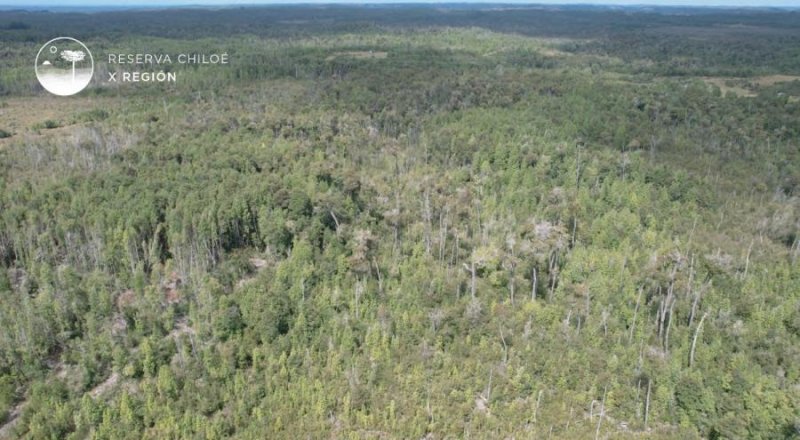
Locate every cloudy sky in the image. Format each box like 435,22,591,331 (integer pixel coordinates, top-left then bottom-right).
2,0,799,6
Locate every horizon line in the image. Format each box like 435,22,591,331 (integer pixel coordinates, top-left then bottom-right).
2,1,800,8
3,3,800,10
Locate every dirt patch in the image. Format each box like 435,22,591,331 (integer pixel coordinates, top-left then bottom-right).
170,317,195,339
702,77,757,97
236,257,271,288
326,51,388,62
752,75,800,87
89,372,120,399
701,75,800,98
0,401,25,439
249,257,269,269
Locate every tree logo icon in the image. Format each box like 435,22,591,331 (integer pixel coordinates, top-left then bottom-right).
35,37,94,96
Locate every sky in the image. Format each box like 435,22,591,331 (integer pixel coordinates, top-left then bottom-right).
1,0,798,6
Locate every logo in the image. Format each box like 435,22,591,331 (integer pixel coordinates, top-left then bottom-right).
35,37,94,96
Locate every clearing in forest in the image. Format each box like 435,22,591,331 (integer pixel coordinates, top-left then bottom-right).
701,74,800,98
325,50,389,61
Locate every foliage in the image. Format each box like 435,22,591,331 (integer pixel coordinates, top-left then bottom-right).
0,5,799,439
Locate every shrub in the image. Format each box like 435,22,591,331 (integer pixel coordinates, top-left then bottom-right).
74,109,110,123
32,120,61,130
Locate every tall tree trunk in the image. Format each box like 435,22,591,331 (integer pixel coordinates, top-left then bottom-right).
471,261,476,299
509,267,515,304
689,312,708,367
664,298,675,354
629,286,643,343
595,386,607,440
644,379,651,429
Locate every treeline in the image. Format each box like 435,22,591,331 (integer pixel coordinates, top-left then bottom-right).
2,5,800,94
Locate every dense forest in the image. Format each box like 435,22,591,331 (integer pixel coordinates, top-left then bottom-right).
0,4,799,439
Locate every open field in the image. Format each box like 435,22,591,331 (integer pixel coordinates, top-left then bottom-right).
701,74,800,97
0,96,116,144
326,50,389,61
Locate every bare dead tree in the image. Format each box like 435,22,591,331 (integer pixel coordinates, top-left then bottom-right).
548,251,558,301
504,234,518,304
423,189,432,255
689,278,711,327
438,210,448,263
689,312,709,368
329,210,341,236
629,286,643,343
499,325,508,364
644,379,651,429
595,386,607,440
742,240,754,280
664,297,676,354
354,279,364,320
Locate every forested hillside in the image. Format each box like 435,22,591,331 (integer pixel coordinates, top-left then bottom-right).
0,6,799,439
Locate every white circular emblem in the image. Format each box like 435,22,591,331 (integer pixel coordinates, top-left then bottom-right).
35,37,94,96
